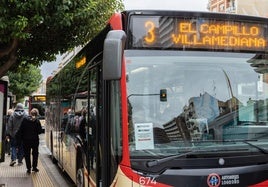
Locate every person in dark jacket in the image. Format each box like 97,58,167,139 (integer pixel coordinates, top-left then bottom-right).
5,109,14,155
79,108,87,140
16,108,42,174
7,103,27,166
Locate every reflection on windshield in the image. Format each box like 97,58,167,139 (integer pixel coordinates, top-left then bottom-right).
126,50,268,156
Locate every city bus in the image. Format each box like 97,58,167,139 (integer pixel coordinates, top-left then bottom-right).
29,94,46,132
45,10,268,187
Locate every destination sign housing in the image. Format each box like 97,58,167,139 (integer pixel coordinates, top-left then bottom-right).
130,15,268,51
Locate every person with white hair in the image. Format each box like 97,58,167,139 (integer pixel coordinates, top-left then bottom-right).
6,103,27,166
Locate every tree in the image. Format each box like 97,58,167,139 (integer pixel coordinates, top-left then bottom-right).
0,0,123,77
7,63,42,102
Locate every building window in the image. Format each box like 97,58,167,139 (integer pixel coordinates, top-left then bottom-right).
220,4,225,11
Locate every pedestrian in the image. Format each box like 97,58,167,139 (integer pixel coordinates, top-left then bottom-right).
79,108,87,140
4,109,14,155
16,108,43,174
6,103,27,166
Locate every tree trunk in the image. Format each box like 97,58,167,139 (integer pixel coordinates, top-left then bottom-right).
0,39,18,77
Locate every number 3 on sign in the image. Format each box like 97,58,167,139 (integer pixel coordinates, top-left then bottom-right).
139,177,157,186
144,21,156,44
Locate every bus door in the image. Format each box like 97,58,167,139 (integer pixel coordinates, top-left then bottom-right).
55,101,64,169
87,64,100,186
0,80,8,162
51,101,63,166
59,100,71,170
61,109,77,180
62,97,88,182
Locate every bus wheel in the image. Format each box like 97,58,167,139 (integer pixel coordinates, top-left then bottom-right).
76,167,84,187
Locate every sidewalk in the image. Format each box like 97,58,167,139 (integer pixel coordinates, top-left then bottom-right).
0,133,75,187
0,153,54,187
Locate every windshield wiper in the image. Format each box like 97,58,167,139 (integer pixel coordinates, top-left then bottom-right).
147,150,198,168
243,140,268,154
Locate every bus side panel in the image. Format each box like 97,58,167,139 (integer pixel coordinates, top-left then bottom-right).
62,133,77,182
109,13,123,30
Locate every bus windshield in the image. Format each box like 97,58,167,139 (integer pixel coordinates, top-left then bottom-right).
126,50,268,157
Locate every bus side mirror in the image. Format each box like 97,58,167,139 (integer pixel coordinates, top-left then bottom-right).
103,30,126,80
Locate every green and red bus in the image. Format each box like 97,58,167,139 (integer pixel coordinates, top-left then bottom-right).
45,10,268,187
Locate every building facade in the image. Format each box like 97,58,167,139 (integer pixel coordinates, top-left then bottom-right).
208,0,268,17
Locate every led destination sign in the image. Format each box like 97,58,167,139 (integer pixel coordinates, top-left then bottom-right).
32,96,46,102
172,22,264,47
130,16,268,51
